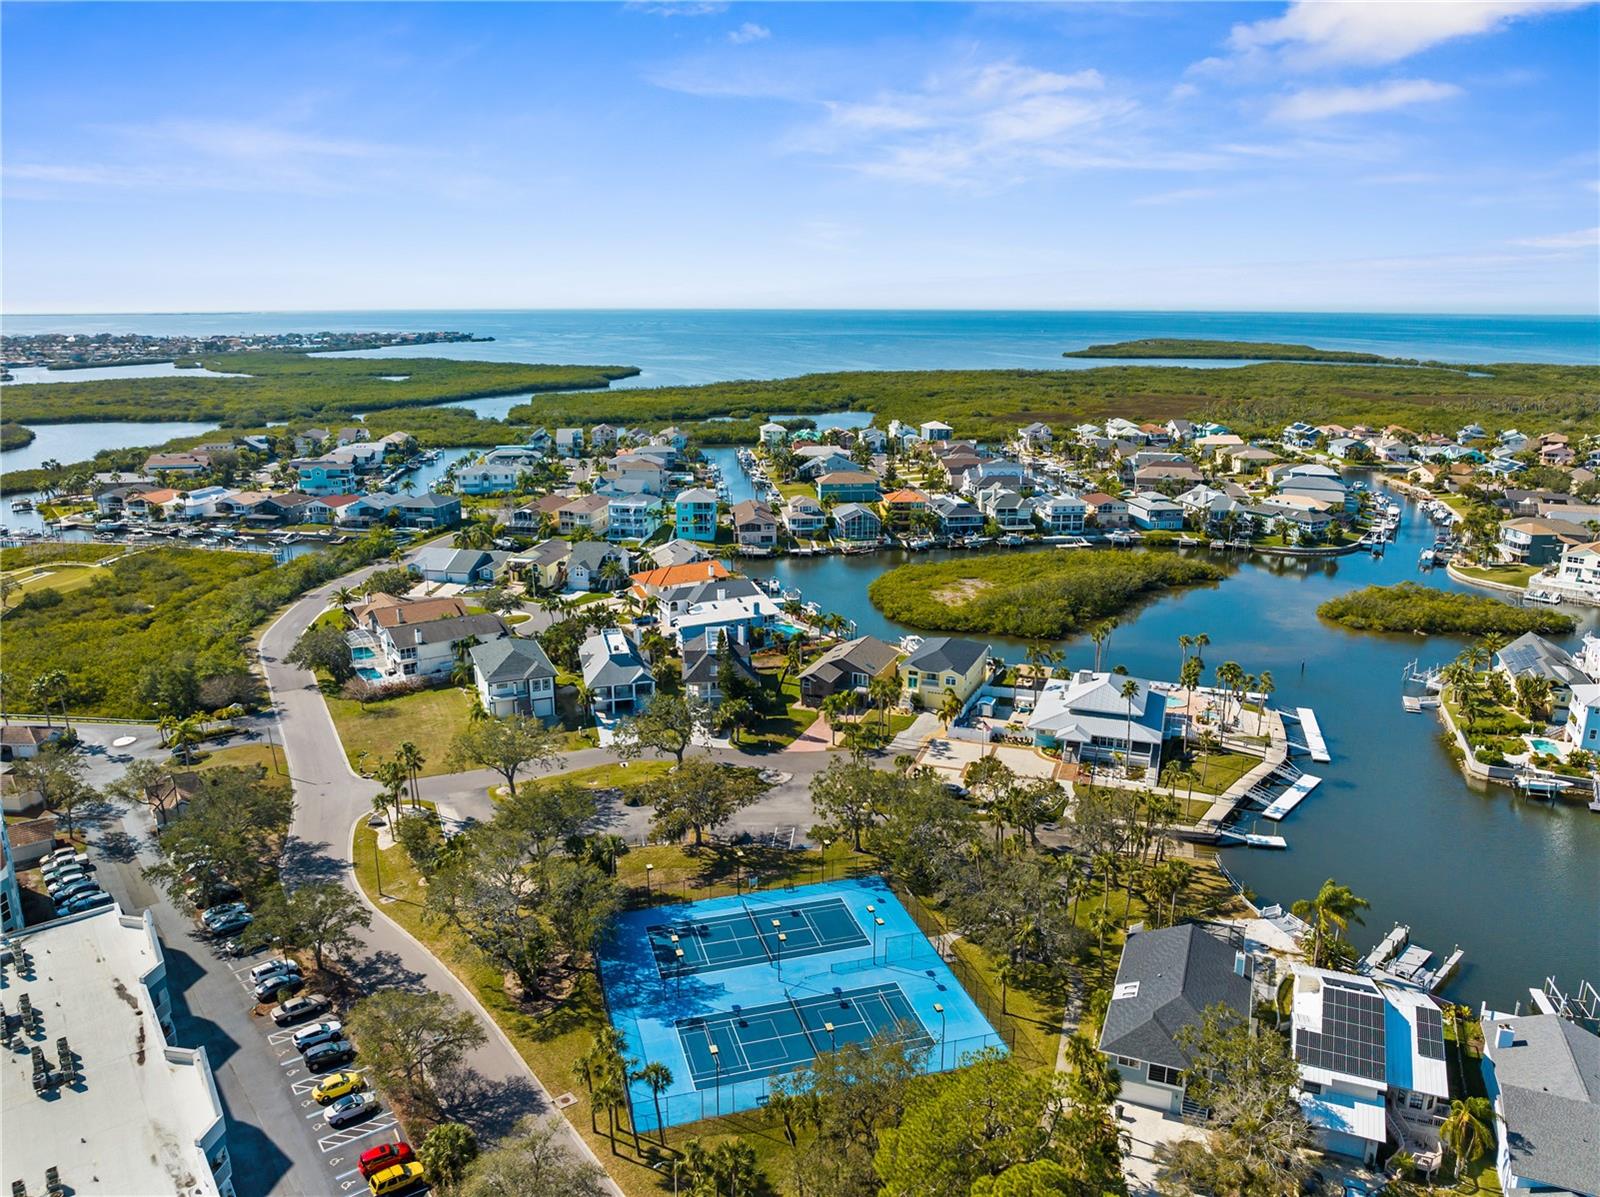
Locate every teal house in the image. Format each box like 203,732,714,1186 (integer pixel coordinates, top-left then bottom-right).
674,487,720,542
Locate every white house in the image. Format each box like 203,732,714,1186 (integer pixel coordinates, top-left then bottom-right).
470,637,557,719
1027,671,1169,770
579,629,655,716
1036,494,1087,535
918,419,954,442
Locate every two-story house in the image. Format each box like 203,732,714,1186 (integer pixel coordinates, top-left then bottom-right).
565,542,632,592
816,471,882,504
350,597,510,680
730,500,779,549
930,494,983,538
1127,492,1185,531
470,637,558,719
1479,1013,1599,1197
293,456,357,495
1035,494,1087,536
682,634,758,707
1083,492,1130,529
607,494,662,542
783,495,829,538
579,629,655,716
674,488,720,542
1500,517,1590,566
557,494,611,537
900,637,991,713
798,636,901,705
832,502,883,543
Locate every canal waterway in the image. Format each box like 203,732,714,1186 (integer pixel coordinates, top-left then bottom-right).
724,481,1600,1011
0,419,221,474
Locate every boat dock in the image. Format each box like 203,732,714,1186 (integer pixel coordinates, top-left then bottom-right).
1361,923,1464,993
1401,695,1440,713
1283,707,1331,762
1262,773,1323,820
1215,828,1288,849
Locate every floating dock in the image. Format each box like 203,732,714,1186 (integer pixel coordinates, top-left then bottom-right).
1287,707,1331,762
1216,829,1288,849
1401,695,1440,713
1360,923,1464,992
1262,773,1323,821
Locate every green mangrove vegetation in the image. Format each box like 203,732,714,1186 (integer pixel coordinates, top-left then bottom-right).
867,549,1229,638
1316,581,1576,636
0,352,640,426
0,422,36,451
506,362,1600,443
0,533,396,719
1063,338,1419,365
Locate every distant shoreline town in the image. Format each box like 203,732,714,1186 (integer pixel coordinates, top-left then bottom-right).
0,330,494,372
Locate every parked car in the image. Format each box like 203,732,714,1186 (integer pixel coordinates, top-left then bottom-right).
207,912,253,937
292,1021,344,1053
304,1039,356,1073
313,1069,367,1104
367,1162,426,1196
45,868,90,892
324,1091,379,1127
358,1142,415,1181
200,902,248,929
44,848,86,866
42,856,91,880
271,993,333,1026
49,879,100,904
63,891,114,915
248,958,299,985
252,972,303,1003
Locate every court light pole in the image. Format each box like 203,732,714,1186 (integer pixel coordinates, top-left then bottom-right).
873,917,885,962
645,862,654,905
675,947,685,997
821,839,832,882
823,1021,836,1053
776,931,787,969
933,1002,946,1069
734,849,744,896
709,1043,721,1115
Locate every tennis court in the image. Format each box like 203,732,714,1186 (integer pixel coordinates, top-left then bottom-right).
596,876,1006,1132
647,895,868,977
678,982,931,1090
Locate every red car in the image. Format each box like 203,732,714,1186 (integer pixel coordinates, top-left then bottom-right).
358,1142,415,1180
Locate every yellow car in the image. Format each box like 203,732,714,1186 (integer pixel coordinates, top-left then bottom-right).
368,1162,426,1196
312,1070,366,1105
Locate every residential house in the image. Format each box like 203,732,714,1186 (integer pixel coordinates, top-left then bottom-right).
352,600,509,680
674,488,720,542
212,490,270,519
373,492,461,529
1228,446,1280,474
832,502,883,543
1288,966,1451,1165
1106,418,1146,442
512,538,571,592
960,459,1028,496
579,629,655,716
304,494,364,524
590,424,618,450
919,420,954,442
143,452,211,476
1478,1013,1599,1197
455,462,521,495
880,489,930,533
512,493,571,533
1099,923,1255,1114
408,547,509,585
1327,436,1372,460
1017,422,1053,450
799,636,901,706
1165,418,1195,443
566,542,632,593
730,500,779,549
605,456,670,495
1565,683,1600,751
816,471,882,504
471,638,558,719
1176,484,1241,526
1282,421,1319,449
294,428,330,455
1127,492,1185,531
1250,503,1334,542
629,560,732,609
1555,541,1600,600
655,427,688,453
975,485,1032,531
556,494,611,537
1036,494,1087,536
1083,492,1130,529
0,725,64,763
929,494,984,538
795,449,858,481
1458,422,1487,442
293,456,357,495
650,538,710,568
1541,441,1576,467
1134,462,1204,490
901,637,992,712
759,422,789,448
1494,632,1591,719
1027,670,1169,770
607,494,662,542
254,492,315,525
682,635,758,707
1500,517,1590,566
783,495,829,539
555,428,585,457
1194,434,1246,454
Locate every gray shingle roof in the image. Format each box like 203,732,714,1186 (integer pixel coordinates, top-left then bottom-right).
1485,1015,1600,1194
399,613,509,647
903,636,989,676
1496,633,1589,689
470,636,556,684
800,636,901,688
1098,924,1253,1070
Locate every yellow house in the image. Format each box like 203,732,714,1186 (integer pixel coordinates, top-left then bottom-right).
901,636,993,712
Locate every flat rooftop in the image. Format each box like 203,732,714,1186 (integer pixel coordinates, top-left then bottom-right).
1,906,226,1197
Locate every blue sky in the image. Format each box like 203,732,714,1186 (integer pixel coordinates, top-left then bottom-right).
3,1,1597,313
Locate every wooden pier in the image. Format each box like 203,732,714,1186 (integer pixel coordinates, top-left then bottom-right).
1262,773,1323,821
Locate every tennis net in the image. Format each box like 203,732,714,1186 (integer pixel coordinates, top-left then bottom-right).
741,899,776,964
784,989,823,1058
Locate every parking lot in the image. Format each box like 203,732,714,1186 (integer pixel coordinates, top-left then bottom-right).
221,952,413,1195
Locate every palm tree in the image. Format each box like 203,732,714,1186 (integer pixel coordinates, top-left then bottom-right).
820,693,851,744
1439,1098,1494,1180
1089,905,1119,969
937,688,963,732
396,741,425,807
1089,619,1117,672
571,1049,600,1133
1177,634,1193,676
1120,678,1141,772
633,1061,674,1145
30,670,71,730
868,672,900,729
1024,642,1053,705
708,1139,758,1195
334,585,358,626
1290,878,1371,969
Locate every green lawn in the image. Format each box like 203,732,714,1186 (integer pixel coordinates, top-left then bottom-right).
1,562,108,607
326,685,474,776
1167,748,1261,798
1453,562,1541,588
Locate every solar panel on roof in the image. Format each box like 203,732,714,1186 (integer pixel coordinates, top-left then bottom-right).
1417,1006,1446,1060
1294,982,1387,1083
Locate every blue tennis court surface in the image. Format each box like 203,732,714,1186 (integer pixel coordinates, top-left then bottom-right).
596,875,1006,1132
647,895,868,977
679,983,931,1090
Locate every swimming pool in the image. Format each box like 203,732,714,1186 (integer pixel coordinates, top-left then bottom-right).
1526,736,1564,756
357,667,384,681
351,646,376,660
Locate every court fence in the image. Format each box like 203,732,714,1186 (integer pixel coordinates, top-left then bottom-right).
883,877,1050,1070
634,1028,1009,1133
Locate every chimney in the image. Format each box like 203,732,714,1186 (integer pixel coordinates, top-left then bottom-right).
1234,951,1247,977
1496,1025,1515,1050
414,629,423,645
395,608,404,623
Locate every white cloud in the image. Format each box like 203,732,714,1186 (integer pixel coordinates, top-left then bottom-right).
1511,226,1600,248
1271,79,1461,122
727,22,770,45
624,2,728,16
1132,186,1223,206
1228,1,1591,67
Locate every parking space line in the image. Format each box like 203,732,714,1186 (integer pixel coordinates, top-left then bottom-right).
318,1119,395,1153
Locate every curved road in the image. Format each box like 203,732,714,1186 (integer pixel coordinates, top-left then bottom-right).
257,565,622,1191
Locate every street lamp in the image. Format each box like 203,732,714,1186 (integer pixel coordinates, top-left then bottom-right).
821,839,832,882
933,1003,946,1068
709,1043,721,1114
735,849,744,895
645,862,654,904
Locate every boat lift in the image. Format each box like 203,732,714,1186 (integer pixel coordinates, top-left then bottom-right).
1262,773,1323,821
1280,707,1331,763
